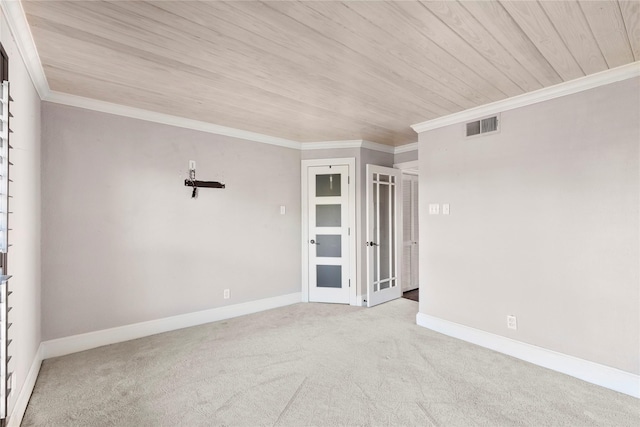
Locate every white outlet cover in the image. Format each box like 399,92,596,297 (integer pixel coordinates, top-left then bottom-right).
280,205,286,215
224,289,230,299
443,204,450,215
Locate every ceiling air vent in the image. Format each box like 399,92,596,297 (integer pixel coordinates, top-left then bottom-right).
466,115,499,137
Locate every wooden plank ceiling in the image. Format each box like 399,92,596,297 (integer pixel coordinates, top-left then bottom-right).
23,0,639,146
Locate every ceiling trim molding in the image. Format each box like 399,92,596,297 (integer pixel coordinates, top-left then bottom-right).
0,0,50,99
411,61,640,134
45,91,418,153
45,91,302,150
301,139,411,155
393,142,418,154
361,140,395,154
300,140,365,151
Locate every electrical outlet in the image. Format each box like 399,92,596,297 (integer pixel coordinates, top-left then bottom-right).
442,204,450,215
224,289,230,299
507,315,517,330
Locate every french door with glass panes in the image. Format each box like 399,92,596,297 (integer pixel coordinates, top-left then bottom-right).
308,165,351,304
366,165,402,307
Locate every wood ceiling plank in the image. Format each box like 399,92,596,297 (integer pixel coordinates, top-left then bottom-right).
145,2,449,123
35,29,405,144
539,0,608,75
343,1,507,105
619,1,640,61
110,0,442,122
459,0,562,87
256,0,473,111
22,0,638,146
26,4,421,138
499,0,584,81
581,0,635,67
392,1,524,97
46,63,416,144
419,0,543,92
295,0,482,108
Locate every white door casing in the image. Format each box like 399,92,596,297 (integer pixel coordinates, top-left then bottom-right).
366,164,402,307
301,158,356,305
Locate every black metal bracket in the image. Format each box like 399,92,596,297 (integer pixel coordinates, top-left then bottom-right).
184,179,225,189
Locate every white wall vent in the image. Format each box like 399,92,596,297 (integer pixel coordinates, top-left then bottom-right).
466,115,499,137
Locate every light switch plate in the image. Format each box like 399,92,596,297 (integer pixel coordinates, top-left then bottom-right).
442,204,450,215
280,205,286,215
429,204,440,215
507,315,517,330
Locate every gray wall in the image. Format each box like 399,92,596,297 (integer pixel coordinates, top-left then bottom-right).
418,77,639,374
1,12,42,419
42,103,301,340
394,148,418,164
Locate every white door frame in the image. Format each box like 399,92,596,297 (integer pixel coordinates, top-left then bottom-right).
393,160,419,174
301,158,357,305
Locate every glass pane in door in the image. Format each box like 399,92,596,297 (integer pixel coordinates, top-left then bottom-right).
316,235,342,257
373,180,378,285
379,183,390,282
316,174,341,197
316,205,341,227
317,265,342,288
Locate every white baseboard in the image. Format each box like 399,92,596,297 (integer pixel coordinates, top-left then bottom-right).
42,292,302,359
7,343,44,427
416,313,640,399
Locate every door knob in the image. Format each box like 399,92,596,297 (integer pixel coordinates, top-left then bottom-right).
310,239,316,244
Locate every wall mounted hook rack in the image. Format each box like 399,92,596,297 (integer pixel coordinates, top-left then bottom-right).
185,160,225,198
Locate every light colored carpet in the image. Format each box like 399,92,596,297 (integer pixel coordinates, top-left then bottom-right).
22,299,639,426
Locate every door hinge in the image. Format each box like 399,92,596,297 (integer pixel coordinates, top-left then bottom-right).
348,227,351,236
348,176,350,184
349,279,351,287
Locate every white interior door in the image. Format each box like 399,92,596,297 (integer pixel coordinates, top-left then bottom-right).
366,164,402,307
402,174,419,291
308,165,350,304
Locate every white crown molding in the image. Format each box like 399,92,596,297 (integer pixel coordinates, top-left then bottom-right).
394,142,418,154
41,292,301,359
45,91,301,150
0,0,50,99
411,61,640,134
46,90,414,153
301,139,412,155
417,313,640,399
300,140,365,151
7,343,43,427
362,140,395,154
